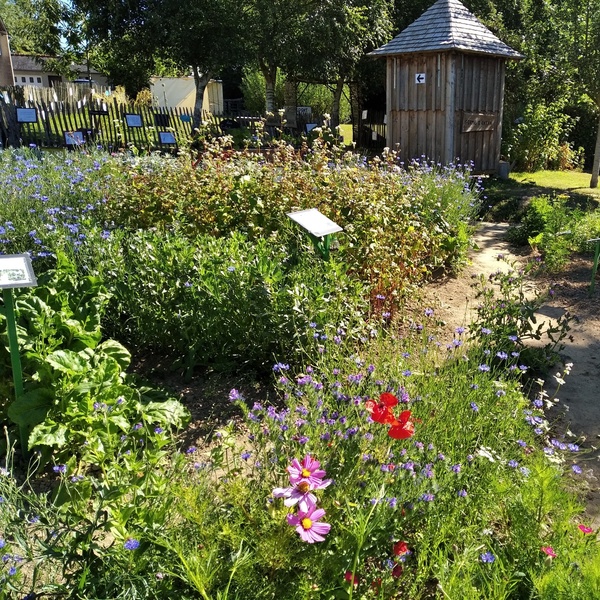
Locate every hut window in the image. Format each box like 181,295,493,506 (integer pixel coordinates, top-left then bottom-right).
36,77,41,83
21,77,26,83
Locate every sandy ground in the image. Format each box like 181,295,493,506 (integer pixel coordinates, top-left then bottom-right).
426,222,600,525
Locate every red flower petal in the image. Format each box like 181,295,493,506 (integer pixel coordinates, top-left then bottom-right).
393,541,409,556
379,392,399,408
388,411,415,439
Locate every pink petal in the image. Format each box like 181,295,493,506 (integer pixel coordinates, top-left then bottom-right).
309,507,326,521
310,521,331,535
287,514,300,526
273,487,292,499
578,524,593,534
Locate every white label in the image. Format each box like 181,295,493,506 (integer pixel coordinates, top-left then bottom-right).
415,73,426,84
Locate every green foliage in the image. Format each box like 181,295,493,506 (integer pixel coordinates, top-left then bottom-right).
508,103,575,172
507,194,600,271
469,256,573,369
0,256,189,462
79,228,369,374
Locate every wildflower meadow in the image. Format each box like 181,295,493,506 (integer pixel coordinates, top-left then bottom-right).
0,135,599,598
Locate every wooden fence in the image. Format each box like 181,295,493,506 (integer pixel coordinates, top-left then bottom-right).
0,85,201,151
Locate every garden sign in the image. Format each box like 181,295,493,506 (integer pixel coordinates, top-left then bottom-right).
0,254,37,449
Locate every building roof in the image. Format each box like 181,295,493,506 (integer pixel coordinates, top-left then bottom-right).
369,0,523,59
11,54,102,74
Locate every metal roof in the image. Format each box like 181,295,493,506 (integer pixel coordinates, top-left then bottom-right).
369,0,523,59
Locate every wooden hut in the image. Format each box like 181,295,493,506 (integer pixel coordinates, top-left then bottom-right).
369,0,522,173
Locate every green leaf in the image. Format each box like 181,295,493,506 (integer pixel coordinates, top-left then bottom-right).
29,421,68,449
97,339,131,370
46,349,89,373
144,399,190,429
7,388,55,427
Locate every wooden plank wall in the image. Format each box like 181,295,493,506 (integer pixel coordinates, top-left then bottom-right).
389,53,447,164
388,52,506,172
454,54,504,172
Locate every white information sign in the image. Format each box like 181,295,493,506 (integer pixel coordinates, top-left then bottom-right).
287,209,343,238
0,254,37,289
415,73,426,84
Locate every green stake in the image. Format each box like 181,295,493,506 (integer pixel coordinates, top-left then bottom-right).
589,238,600,295
2,288,27,451
0,253,38,454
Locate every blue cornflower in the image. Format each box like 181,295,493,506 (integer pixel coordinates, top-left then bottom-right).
124,538,140,550
572,465,582,474
241,451,251,460
53,464,67,474
458,489,467,497
470,402,479,412
481,327,492,335
478,364,490,372
480,551,495,563
496,351,508,360
508,460,519,468
154,427,164,434
420,493,435,502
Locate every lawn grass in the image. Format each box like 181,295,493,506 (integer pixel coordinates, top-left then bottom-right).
482,170,600,222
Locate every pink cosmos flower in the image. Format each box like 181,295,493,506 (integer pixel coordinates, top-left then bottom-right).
286,504,331,543
578,524,594,534
273,476,331,512
287,455,329,487
541,546,557,558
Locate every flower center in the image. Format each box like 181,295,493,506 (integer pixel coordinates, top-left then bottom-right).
301,468,311,478
301,517,313,530
297,481,310,493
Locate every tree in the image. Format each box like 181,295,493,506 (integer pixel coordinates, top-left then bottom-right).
150,0,247,127
243,0,307,113
291,0,393,128
0,0,63,54
560,0,600,186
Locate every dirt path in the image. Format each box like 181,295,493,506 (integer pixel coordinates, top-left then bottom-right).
426,222,600,525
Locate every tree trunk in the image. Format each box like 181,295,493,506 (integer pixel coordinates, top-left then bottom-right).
261,63,277,114
591,100,600,188
330,77,344,131
192,66,211,130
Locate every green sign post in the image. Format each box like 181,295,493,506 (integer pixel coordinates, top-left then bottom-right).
0,254,37,451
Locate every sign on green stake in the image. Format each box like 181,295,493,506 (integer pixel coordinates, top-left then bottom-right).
0,254,37,452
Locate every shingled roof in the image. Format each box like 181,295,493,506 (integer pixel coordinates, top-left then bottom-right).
369,0,523,59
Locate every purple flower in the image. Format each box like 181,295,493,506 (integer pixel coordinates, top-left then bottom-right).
228,388,243,401
470,402,479,412
572,465,582,474
458,489,467,497
241,451,251,460
508,460,519,468
451,464,461,473
53,464,67,474
478,364,490,372
480,551,495,563
124,538,140,550
420,493,435,502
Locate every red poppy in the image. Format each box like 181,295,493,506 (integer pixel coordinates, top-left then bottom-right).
392,564,403,578
365,393,399,425
393,540,409,556
388,410,415,439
